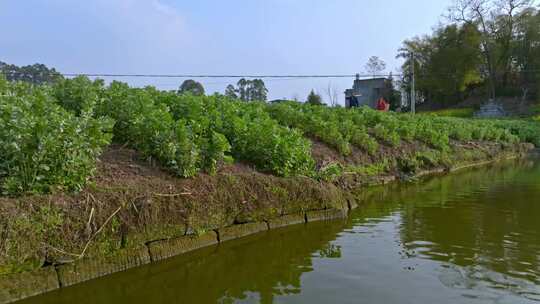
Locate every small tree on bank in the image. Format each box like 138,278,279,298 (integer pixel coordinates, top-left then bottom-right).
306,90,324,105
179,79,205,96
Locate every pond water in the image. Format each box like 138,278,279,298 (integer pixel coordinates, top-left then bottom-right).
20,157,540,304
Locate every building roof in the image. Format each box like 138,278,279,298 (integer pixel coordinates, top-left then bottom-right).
354,77,387,83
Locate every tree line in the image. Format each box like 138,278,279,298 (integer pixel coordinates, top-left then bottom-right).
1,56,402,107
180,78,330,105
0,61,63,85
399,0,540,108
176,78,269,102
0,62,273,103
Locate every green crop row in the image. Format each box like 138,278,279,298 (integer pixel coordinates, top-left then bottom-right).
267,102,380,155
54,77,315,178
267,102,538,155
2,75,539,196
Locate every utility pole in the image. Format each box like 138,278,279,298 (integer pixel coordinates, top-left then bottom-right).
410,52,416,114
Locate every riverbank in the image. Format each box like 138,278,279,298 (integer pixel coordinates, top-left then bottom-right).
3,74,540,303
0,139,533,304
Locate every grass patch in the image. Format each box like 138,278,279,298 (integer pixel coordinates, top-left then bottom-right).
422,108,475,118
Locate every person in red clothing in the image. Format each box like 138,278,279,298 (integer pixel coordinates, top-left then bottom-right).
376,97,389,112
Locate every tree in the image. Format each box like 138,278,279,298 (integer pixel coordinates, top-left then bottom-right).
447,0,533,99
447,0,497,99
397,0,538,105
225,84,238,99
398,23,484,107
0,61,63,85
325,82,340,107
492,0,534,88
306,90,324,105
514,8,540,99
178,79,205,96
250,79,268,101
365,56,387,76
237,78,249,101
233,78,268,102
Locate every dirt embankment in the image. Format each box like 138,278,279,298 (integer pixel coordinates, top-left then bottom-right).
0,145,349,275
0,139,533,303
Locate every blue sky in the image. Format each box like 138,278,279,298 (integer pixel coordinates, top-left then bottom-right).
1,0,451,104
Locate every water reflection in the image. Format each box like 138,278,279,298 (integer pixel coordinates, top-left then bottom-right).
20,220,347,304
20,157,540,304
358,158,540,301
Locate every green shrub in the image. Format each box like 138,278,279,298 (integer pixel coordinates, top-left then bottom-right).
373,124,400,146
350,127,379,155
346,161,388,176
415,150,452,168
0,78,113,195
397,156,420,174
53,76,104,115
316,163,344,182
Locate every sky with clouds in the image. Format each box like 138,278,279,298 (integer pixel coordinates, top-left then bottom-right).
1,0,452,104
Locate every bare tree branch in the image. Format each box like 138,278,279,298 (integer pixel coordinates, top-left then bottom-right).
325,82,340,107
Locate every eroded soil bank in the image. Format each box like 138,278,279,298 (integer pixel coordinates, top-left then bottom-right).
0,140,533,303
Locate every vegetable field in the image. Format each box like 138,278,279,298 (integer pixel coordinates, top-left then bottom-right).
1,75,539,195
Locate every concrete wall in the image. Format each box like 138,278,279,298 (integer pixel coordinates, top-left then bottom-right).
0,208,348,304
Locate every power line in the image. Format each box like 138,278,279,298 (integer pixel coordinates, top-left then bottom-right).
61,70,540,78
2,69,540,80
58,73,401,78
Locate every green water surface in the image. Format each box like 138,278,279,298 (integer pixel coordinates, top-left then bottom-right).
20,157,540,303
